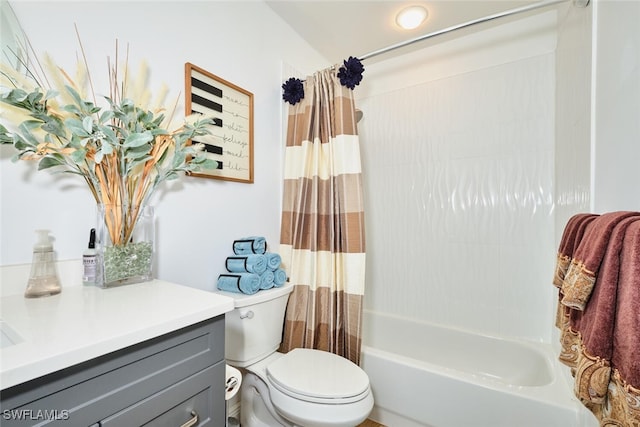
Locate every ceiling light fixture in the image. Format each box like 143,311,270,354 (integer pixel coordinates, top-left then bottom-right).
396,5,428,30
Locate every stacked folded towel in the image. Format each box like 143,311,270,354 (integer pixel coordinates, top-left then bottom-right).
232,236,267,255
265,252,281,270
263,251,287,287
217,273,261,295
263,252,287,289
259,270,275,290
273,268,287,287
225,254,267,275
217,236,288,294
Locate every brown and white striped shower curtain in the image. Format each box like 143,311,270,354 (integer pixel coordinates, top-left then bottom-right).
279,67,366,365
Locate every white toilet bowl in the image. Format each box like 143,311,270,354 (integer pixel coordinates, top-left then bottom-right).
241,350,374,427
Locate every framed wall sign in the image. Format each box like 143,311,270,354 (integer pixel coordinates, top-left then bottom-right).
185,62,254,183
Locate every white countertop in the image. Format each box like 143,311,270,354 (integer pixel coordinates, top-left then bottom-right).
0,280,234,390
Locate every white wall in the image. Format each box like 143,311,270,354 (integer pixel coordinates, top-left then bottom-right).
591,0,640,212
0,1,328,291
356,12,559,342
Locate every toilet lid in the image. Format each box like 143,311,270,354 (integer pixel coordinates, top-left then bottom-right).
266,348,370,403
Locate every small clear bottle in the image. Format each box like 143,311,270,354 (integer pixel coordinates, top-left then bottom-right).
82,228,101,286
24,230,62,298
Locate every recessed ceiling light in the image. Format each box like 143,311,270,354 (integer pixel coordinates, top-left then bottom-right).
396,5,428,30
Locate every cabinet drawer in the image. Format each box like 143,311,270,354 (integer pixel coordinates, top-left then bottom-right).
1,316,224,426
101,362,225,427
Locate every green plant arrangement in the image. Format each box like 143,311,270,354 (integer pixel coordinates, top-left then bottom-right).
0,40,218,285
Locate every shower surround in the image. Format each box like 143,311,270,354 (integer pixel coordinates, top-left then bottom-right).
357,10,579,344
355,9,597,425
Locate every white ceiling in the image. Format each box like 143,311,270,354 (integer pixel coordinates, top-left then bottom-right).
264,0,557,64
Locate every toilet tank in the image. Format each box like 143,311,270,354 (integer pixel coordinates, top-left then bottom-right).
219,283,293,367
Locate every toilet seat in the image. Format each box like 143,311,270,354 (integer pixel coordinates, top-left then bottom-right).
266,348,371,404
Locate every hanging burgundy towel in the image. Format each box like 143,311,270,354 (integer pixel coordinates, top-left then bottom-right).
560,211,640,310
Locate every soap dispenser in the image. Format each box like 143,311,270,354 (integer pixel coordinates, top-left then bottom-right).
24,230,61,298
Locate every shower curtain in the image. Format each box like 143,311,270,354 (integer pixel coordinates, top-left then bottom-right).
279,67,366,365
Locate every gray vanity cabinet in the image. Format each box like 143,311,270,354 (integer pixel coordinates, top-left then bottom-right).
0,316,226,426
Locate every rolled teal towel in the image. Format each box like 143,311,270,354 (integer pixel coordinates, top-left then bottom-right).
233,236,267,255
273,268,287,287
225,254,267,274
217,273,260,294
265,252,281,270
259,270,275,290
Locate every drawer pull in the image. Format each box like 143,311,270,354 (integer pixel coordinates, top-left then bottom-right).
180,410,199,427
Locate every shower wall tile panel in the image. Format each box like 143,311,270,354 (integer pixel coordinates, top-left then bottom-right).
555,2,592,234
550,4,593,350
359,54,556,342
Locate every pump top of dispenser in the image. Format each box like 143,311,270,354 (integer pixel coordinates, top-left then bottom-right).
34,229,54,252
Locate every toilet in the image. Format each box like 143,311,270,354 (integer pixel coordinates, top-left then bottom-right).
218,282,374,427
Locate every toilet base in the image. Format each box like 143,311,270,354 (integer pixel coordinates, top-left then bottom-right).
241,370,293,427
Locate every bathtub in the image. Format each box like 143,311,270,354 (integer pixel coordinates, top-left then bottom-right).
360,310,598,427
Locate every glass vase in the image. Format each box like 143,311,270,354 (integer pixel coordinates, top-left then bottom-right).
96,204,155,288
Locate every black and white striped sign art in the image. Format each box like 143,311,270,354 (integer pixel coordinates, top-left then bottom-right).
185,63,253,183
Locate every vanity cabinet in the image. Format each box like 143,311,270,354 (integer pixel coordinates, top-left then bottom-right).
0,315,225,426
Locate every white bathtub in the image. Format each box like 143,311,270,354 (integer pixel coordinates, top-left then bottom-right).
360,310,598,427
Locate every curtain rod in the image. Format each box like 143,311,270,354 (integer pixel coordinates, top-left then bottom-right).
358,0,588,62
